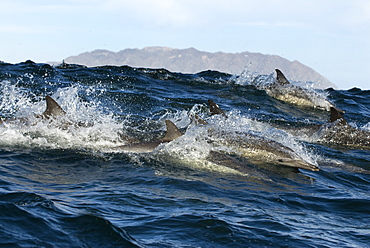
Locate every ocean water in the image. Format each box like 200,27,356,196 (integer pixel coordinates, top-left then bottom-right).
0,60,369,247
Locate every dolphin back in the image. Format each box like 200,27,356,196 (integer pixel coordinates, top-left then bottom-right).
117,120,182,153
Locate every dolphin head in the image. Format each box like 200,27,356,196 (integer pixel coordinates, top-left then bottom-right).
275,157,320,171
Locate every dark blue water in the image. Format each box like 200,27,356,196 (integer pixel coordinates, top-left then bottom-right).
0,60,369,247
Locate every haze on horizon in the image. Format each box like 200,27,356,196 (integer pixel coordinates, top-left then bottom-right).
1,0,369,89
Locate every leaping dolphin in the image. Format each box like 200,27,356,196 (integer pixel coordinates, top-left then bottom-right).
207,128,319,171
196,100,320,171
265,69,335,111
116,120,182,153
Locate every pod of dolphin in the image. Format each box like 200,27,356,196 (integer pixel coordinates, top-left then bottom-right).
1,69,369,174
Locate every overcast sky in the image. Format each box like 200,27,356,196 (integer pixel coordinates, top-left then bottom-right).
1,0,369,89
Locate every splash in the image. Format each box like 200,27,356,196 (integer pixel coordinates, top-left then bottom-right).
230,66,275,87
0,81,126,151
362,122,370,132
0,80,35,117
0,79,319,173
230,68,332,111
152,108,319,174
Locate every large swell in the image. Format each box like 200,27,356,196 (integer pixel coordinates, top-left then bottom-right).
0,60,369,247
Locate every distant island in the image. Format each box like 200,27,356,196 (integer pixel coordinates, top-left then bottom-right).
62,47,336,89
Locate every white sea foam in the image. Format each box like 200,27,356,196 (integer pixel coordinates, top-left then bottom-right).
0,82,126,151
362,122,370,132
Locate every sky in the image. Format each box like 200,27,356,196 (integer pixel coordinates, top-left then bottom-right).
1,0,369,89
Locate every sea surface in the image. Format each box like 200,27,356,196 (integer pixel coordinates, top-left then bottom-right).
0,60,369,247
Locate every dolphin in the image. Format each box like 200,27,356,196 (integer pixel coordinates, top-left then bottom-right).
206,128,319,171
194,100,320,171
161,150,272,179
116,120,182,153
315,107,370,149
263,69,335,111
275,107,370,150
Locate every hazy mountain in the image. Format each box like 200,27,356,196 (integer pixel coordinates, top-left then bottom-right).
64,47,336,89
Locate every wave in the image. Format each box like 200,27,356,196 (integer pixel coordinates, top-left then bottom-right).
0,61,370,247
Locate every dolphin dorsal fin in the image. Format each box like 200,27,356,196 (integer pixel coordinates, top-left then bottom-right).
329,107,347,124
161,120,182,142
43,96,66,118
275,69,290,85
208,100,227,118
193,114,208,125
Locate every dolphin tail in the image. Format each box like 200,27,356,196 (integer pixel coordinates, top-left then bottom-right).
275,69,290,85
43,96,66,119
208,100,227,118
161,120,182,142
